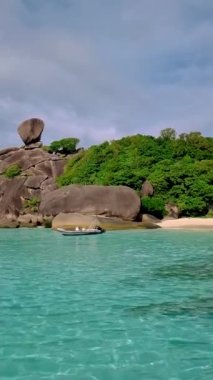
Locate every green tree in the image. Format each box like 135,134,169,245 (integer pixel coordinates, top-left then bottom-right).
159,128,176,140
48,138,80,155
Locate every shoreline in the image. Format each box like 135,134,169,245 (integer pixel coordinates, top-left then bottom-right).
156,217,213,230
0,217,213,231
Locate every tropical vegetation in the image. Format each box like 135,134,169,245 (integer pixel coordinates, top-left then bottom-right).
56,129,213,217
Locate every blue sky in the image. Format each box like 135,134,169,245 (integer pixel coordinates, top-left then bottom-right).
0,0,213,148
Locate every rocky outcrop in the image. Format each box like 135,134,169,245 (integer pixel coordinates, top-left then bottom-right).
0,177,29,216
0,216,19,228
0,145,66,224
52,213,161,230
0,118,143,228
40,185,141,220
140,180,154,197
52,213,100,229
142,214,161,223
18,118,44,145
0,145,141,226
17,214,43,227
165,203,179,218
0,147,19,156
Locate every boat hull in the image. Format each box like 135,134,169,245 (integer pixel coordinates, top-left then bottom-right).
57,228,104,236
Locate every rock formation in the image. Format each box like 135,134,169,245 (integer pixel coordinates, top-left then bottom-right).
140,180,154,197
142,214,161,223
0,144,66,226
40,185,141,221
52,213,101,229
0,118,67,227
165,203,180,219
52,212,160,230
0,118,143,228
18,118,44,146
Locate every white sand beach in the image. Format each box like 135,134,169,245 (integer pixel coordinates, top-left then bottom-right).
157,218,213,230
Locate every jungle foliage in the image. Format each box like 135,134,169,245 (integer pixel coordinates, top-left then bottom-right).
57,129,213,217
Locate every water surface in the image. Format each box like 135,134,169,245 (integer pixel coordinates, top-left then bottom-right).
0,229,212,379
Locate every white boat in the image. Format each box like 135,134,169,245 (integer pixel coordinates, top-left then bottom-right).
57,227,105,236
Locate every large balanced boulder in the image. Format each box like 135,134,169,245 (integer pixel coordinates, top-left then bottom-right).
18,118,44,145
40,185,141,220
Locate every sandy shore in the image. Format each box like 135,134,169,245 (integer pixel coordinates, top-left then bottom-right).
157,218,213,230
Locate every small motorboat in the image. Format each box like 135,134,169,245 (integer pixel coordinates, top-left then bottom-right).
57,226,105,236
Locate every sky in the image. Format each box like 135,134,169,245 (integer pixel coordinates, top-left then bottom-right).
0,0,213,148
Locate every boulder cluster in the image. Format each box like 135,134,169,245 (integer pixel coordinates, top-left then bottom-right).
0,119,66,227
0,118,142,228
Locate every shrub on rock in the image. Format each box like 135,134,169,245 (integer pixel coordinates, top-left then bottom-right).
4,164,22,178
24,196,40,213
142,196,165,219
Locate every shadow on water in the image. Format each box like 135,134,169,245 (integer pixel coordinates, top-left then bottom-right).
126,297,213,318
154,262,213,280
119,275,148,289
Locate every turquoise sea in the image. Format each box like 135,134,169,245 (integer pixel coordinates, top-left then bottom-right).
0,228,212,380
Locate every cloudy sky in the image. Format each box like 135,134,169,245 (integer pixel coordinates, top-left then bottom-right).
0,0,213,148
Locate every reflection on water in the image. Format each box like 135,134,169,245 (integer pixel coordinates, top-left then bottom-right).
127,297,213,318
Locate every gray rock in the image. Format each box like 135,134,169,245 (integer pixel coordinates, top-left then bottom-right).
142,214,161,223
0,148,51,174
35,161,53,177
18,214,43,227
0,149,30,173
0,216,19,228
24,142,43,150
40,185,141,220
52,213,100,229
0,147,19,156
0,177,29,216
25,175,47,189
140,180,154,197
165,203,179,218
51,159,66,178
27,189,41,198
40,178,57,192
18,118,44,145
